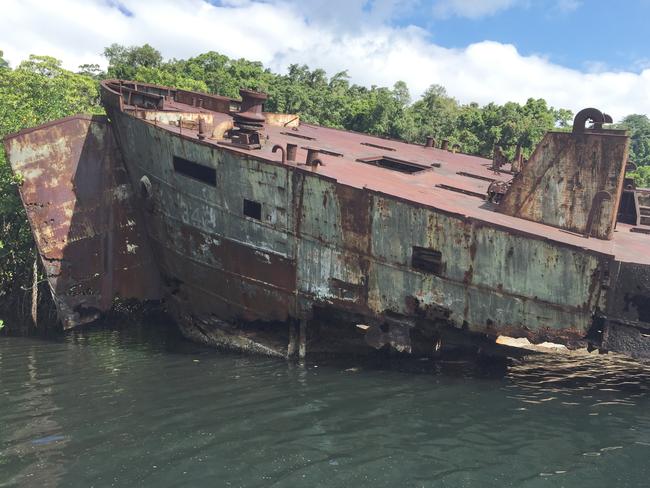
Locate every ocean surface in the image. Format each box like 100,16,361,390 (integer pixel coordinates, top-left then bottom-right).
1,320,650,488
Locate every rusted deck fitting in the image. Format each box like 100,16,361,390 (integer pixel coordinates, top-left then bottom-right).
573,107,609,132
286,143,297,161
238,89,267,122
510,144,524,172
441,139,449,151
452,144,461,154
305,148,323,166
230,89,268,148
198,118,207,140
272,144,286,164
425,136,435,148
492,145,506,171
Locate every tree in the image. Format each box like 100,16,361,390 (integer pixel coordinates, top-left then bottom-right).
629,166,650,188
0,50,8,70
554,108,574,128
409,84,460,144
620,114,650,165
77,63,102,79
104,43,163,79
0,55,102,324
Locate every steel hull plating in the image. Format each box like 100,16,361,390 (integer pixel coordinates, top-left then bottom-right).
107,109,642,357
5,80,650,360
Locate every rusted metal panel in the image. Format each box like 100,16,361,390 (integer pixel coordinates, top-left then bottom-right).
105,96,617,347
295,175,370,313
498,128,629,239
8,80,632,359
3,115,162,328
599,257,650,358
106,109,298,324
150,240,293,323
264,113,300,128
606,262,650,325
101,79,240,114
368,195,606,339
175,89,236,113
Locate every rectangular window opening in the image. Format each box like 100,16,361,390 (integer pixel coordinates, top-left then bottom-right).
356,156,428,174
243,199,262,220
173,156,216,186
412,247,443,275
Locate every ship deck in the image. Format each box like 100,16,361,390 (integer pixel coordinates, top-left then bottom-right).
137,103,650,266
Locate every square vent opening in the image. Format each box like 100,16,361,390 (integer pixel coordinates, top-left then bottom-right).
356,156,428,174
243,199,262,220
412,246,444,275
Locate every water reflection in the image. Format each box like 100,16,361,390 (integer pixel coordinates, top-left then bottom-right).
2,322,650,487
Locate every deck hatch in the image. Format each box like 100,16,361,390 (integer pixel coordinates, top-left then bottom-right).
243,199,262,220
412,247,444,275
173,156,216,186
356,156,428,174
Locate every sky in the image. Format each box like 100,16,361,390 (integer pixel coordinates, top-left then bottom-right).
2,0,650,119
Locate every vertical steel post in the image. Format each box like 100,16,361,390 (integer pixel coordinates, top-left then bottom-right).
299,319,307,359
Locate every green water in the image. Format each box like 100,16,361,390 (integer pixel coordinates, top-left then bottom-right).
1,322,650,487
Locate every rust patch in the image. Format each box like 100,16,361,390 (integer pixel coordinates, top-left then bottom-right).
498,117,629,240
173,220,296,292
4,115,162,328
336,184,371,252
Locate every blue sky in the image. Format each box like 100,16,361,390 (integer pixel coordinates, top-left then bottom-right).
416,0,650,73
2,0,650,118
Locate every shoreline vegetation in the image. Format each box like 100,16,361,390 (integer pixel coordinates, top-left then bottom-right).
1,44,649,334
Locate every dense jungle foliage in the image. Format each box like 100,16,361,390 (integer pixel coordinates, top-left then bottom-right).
1,44,650,327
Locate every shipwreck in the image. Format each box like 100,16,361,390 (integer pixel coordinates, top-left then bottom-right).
4,80,650,359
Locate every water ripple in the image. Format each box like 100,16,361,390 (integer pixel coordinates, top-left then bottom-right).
2,324,650,487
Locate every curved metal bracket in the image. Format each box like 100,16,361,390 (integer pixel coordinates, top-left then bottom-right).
573,108,606,133
271,144,286,164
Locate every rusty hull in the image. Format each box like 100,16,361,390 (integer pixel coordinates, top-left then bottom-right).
96,85,625,354
100,81,650,358
4,80,650,360
4,115,161,328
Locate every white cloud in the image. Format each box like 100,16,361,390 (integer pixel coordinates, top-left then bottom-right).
555,0,581,12
1,0,648,119
432,0,520,19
